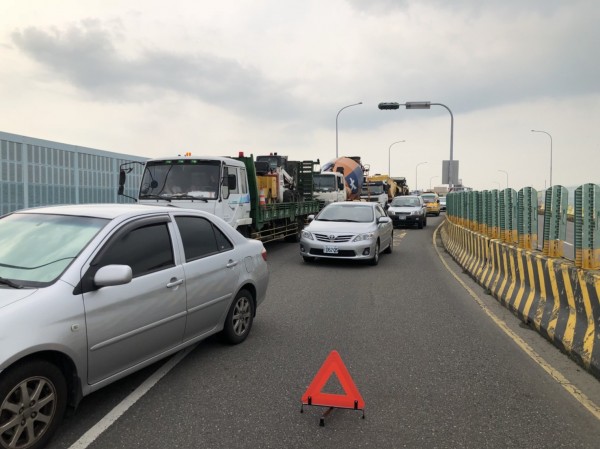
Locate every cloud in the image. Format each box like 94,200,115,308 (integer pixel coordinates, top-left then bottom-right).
11,20,308,121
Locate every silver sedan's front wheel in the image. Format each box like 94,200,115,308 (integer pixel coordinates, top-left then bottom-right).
222,289,254,345
0,361,67,449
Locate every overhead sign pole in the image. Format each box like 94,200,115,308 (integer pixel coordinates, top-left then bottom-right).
379,101,456,189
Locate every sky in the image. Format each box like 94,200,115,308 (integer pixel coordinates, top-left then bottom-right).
1,0,598,191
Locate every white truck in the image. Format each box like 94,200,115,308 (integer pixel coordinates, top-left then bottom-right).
360,179,388,209
312,171,347,205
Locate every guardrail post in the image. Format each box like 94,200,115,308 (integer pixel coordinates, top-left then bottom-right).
517,187,538,250
575,183,600,269
480,190,489,235
489,189,500,239
502,188,518,244
542,185,568,258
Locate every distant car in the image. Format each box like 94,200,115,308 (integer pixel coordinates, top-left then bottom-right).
421,192,441,216
0,204,269,449
299,201,393,265
439,196,447,211
387,195,427,228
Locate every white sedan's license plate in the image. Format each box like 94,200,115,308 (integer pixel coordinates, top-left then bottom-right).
324,246,339,254
398,216,406,220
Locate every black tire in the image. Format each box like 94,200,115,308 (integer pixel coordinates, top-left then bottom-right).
418,217,424,229
0,360,67,449
222,289,254,345
424,216,427,227
384,232,393,254
302,255,315,263
369,241,380,266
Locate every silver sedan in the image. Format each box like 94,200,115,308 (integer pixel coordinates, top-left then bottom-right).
299,201,393,265
0,204,269,449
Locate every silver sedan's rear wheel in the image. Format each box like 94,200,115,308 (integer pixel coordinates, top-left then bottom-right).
0,360,67,449
222,289,254,345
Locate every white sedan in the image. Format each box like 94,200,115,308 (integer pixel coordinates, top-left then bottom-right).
299,201,393,265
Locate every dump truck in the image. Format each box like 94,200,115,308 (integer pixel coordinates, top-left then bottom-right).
118,152,321,242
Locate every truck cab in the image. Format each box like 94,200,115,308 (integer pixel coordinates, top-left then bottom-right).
135,156,252,229
360,180,388,209
313,172,347,205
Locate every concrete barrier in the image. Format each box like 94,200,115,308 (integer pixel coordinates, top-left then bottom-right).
441,219,600,379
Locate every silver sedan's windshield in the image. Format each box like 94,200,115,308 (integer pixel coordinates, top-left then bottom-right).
0,213,108,286
391,198,420,207
317,205,374,223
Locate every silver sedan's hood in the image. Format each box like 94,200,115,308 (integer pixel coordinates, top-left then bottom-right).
305,220,375,234
0,288,38,309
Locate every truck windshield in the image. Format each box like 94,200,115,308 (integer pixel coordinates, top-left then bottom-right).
313,174,337,192
362,185,384,195
140,160,221,199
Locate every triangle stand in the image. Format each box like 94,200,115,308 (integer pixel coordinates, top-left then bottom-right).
300,350,365,426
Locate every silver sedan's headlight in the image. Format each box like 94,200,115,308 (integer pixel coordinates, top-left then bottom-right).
352,232,374,242
410,210,421,215
301,230,314,240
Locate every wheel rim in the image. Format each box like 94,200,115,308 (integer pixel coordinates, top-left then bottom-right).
1,376,57,449
232,296,252,336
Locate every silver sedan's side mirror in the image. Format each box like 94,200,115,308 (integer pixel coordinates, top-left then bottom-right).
94,265,133,288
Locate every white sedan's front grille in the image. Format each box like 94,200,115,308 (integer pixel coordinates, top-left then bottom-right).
314,233,353,243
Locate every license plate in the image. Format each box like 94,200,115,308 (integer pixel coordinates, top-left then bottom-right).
398,216,405,220
324,246,339,254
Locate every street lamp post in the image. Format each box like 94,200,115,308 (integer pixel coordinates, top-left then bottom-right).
388,140,405,175
415,161,427,192
379,101,454,188
498,170,509,189
430,176,439,189
336,102,363,158
531,129,553,187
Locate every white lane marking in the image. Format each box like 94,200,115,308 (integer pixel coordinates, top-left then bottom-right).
69,344,197,449
433,224,600,421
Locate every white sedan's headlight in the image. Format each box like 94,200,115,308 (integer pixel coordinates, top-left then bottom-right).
410,210,421,215
352,232,374,242
301,230,314,240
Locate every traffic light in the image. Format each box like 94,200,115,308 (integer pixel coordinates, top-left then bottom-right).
378,102,400,110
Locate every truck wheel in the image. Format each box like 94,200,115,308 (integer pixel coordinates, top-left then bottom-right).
0,360,67,449
284,218,304,243
221,289,254,345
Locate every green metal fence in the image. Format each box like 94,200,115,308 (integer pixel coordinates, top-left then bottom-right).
447,183,600,270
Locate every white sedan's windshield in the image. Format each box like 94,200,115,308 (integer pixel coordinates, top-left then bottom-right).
0,213,108,285
317,205,374,222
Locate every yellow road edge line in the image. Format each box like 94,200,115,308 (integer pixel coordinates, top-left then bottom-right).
433,223,600,421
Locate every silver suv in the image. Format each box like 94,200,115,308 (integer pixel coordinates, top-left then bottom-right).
0,204,269,449
387,195,427,228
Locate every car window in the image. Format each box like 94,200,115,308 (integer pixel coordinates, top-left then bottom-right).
96,222,175,277
175,216,233,262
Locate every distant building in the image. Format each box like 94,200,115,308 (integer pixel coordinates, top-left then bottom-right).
0,131,147,215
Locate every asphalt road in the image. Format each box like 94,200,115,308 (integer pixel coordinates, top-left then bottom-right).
47,214,600,449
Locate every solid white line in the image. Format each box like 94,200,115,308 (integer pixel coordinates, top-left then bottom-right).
433,223,600,421
69,345,197,449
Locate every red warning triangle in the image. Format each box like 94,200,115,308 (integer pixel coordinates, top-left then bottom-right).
301,350,365,410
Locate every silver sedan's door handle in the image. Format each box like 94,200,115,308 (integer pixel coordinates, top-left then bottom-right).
226,260,238,268
167,278,184,288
